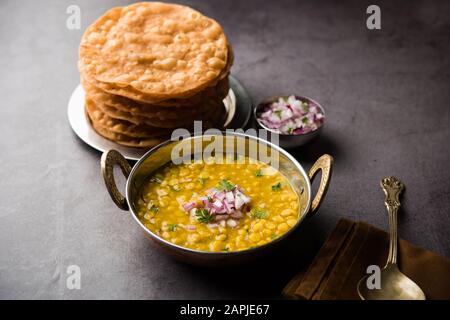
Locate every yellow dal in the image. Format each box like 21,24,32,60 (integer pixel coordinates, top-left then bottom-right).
136,157,300,252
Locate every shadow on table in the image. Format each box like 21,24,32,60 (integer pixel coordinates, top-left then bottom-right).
172,214,330,299
71,131,140,165
289,132,344,166
71,131,103,159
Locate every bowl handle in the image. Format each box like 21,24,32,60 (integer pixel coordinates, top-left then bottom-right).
307,154,333,216
101,150,132,211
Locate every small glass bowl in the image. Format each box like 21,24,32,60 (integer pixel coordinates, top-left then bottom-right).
254,95,325,149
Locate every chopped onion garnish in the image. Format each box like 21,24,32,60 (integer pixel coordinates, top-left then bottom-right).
182,180,251,228
257,95,324,135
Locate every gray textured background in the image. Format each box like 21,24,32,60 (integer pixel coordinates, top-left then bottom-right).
0,0,449,299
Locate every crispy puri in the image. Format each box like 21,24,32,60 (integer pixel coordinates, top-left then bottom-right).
78,2,233,148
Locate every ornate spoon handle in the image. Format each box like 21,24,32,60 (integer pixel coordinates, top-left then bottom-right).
380,176,404,265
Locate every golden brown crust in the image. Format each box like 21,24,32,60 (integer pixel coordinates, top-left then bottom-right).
79,2,233,148
79,2,230,99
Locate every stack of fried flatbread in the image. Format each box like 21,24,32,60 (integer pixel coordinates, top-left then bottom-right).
78,2,233,148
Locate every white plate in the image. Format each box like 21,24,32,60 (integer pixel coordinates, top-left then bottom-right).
68,75,252,161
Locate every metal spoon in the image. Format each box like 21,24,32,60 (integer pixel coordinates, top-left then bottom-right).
357,176,426,300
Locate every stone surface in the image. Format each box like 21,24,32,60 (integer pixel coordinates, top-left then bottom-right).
0,0,448,299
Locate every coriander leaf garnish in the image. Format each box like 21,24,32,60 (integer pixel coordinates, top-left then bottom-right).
275,109,283,119
271,182,283,191
167,224,178,232
198,177,207,186
150,174,163,184
254,169,263,177
150,206,159,213
251,208,268,219
217,179,235,191
195,208,214,223
302,101,309,111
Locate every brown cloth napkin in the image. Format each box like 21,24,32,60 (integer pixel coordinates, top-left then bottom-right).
283,218,450,300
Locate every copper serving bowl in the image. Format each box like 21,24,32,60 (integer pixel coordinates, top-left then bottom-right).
101,132,333,266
